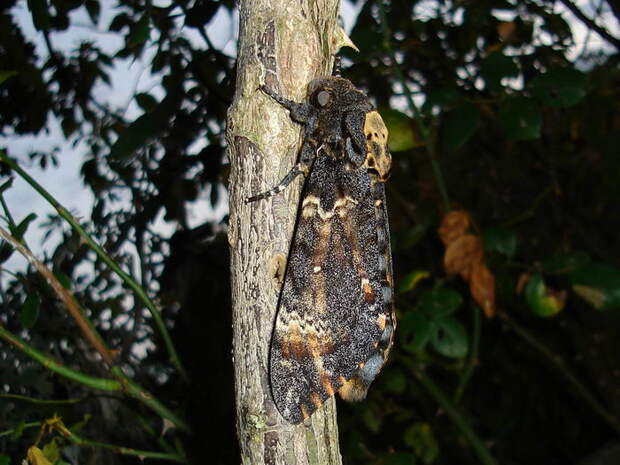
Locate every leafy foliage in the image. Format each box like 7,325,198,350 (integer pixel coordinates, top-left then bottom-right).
1,0,619,464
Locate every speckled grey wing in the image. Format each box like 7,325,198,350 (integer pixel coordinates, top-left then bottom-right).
269,155,394,424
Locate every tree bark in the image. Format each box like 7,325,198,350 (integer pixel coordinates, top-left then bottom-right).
227,1,348,464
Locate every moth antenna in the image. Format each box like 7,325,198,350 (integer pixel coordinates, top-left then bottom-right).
332,55,342,77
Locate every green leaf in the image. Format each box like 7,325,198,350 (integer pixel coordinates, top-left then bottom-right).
398,270,431,294
530,67,588,108
85,0,101,24
399,312,434,353
27,0,51,31
361,406,382,433
0,242,14,264
0,177,13,194
110,112,165,160
442,102,480,151
525,273,563,317
383,369,407,393
431,317,468,358
417,288,463,317
498,96,542,140
12,420,25,440
20,293,40,329
480,52,519,92
42,439,60,463
422,88,461,114
10,213,37,241
570,263,620,311
483,226,517,258
403,422,439,464
542,251,590,274
135,93,158,112
54,271,72,290
127,15,151,47
0,454,10,465
0,71,18,85
379,108,418,152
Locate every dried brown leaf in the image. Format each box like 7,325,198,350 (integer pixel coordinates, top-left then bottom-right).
471,261,496,318
443,234,483,279
438,210,470,246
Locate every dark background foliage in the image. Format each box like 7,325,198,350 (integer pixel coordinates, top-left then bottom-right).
0,0,619,464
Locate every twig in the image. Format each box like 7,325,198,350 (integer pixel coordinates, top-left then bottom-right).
0,325,190,431
454,304,481,403
401,358,499,465
0,393,82,405
498,310,620,436
376,1,451,212
556,0,620,50
503,185,553,227
0,421,41,438
0,152,186,379
0,226,115,365
0,325,120,391
49,416,187,462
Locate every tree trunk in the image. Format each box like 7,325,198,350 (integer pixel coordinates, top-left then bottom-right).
227,1,348,464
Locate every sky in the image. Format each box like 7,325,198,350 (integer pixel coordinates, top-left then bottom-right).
0,0,617,275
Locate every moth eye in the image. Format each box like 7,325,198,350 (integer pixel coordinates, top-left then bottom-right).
317,90,331,107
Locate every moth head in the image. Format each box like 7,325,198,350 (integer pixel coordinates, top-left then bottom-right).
307,76,356,109
363,111,392,182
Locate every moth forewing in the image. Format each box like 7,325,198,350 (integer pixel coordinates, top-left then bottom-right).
247,76,395,424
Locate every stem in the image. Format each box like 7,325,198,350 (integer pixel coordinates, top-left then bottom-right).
0,152,186,379
498,310,620,436
402,358,498,465
0,393,82,405
555,0,620,50
454,304,481,403
109,366,190,432
53,419,186,463
0,325,121,391
0,226,115,365
376,1,451,212
503,185,553,227
0,325,189,432
0,421,41,438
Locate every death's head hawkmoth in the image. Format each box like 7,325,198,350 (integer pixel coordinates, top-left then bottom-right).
247,71,395,424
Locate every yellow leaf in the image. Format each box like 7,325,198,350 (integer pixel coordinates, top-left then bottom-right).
572,284,606,310
27,447,53,465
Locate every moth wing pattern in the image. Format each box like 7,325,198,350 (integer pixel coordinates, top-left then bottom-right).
250,76,395,424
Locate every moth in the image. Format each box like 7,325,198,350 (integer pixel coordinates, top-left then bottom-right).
246,72,395,424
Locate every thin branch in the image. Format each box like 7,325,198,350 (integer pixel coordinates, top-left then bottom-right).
48,416,187,463
0,325,121,391
0,325,190,431
0,421,41,438
376,1,452,212
0,152,186,379
498,310,620,436
454,304,482,403
0,393,82,405
401,358,499,465
556,0,620,50
0,226,115,365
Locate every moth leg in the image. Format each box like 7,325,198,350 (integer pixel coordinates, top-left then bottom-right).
344,137,366,167
343,111,369,167
245,142,316,203
260,85,314,124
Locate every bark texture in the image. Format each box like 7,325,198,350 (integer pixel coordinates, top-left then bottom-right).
227,1,348,464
